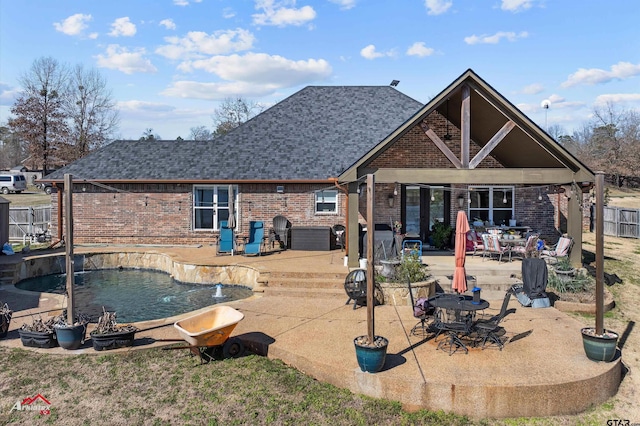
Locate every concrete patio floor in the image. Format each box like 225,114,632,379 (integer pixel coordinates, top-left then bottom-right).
0,245,622,419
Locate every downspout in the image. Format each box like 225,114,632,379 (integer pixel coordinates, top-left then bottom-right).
56,183,63,242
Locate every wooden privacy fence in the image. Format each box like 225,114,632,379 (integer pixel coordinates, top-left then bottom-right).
603,206,640,238
8,206,52,243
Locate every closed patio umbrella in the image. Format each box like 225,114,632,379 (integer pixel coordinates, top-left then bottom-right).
452,210,470,293
227,185,236,254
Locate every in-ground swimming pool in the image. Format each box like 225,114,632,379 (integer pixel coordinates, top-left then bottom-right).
15,269,253,323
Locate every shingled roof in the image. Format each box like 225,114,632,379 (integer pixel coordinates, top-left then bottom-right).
46,86,423,182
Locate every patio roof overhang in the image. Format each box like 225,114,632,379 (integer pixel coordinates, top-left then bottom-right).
339,69,595,186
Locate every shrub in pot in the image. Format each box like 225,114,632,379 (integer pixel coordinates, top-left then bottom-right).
19,316,58,348
90,308,138,351
0,302,12,339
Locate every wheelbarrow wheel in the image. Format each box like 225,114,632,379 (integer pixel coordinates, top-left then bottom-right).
222,337,244,359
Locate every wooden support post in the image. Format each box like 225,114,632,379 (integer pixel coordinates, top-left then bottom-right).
64,174,75,325
461,84,470,168
366,174,375,342
595,172,604,335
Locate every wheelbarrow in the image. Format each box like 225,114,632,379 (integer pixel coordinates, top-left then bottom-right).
163,305,245,363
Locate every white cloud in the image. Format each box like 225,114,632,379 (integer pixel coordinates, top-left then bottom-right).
328,0,357,10
253,0,316,27
118,100,176,113
0,82,19,106
561,62,640,88
95,45,157,74
424,0,452,15
521,83,544,95
173,0,203,5
156,29,255,60
360,44,395,60
161,80,283,100
594,93,640,105
501,0,533,12
464,31,528,45
109,17,137,37
406,42,435,57
159,19,176,30
176,52,332,86
53,13,93,36
222,8,236,19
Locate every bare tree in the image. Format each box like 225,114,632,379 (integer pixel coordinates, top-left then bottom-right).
572,103,640,187
0,125,26,170
139,128,161,141
63,65,119,161
189,125,213,141
212,97,263,137
8,57,69,175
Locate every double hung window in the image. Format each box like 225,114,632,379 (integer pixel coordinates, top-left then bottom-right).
193,185,237,230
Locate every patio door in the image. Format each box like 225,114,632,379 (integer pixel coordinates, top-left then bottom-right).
402,185,450,243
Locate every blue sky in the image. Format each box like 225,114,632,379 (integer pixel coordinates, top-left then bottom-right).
1,0,639,140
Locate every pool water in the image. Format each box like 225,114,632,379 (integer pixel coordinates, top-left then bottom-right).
15,269,253,323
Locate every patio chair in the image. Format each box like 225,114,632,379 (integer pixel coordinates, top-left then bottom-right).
331,224,346,251
217,221,235,255
483,234,511,262
474,288,513,350
407,279,437,337
511,233,539,259
243,221,265,256
272,215,291,249
435,298,473,355
467,229,485,257
541,235,573,264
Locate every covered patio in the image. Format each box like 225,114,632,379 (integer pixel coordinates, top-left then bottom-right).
340,69,594,268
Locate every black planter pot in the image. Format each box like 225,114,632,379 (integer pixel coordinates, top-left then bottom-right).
581,327,619,362
0,315,11,339
354,335,389,373
55,324,87,350
18,329,58,348
90,330,136,351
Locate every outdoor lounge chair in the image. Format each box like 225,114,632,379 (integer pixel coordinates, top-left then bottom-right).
467,229,485,256
217,221,235,255
272,215,291,249
243,221,265,256
483,234,511,262
541,235,573,264
511,233,539,259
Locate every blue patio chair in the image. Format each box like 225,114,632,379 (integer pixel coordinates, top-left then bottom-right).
217,220,234,255
243,221,265,256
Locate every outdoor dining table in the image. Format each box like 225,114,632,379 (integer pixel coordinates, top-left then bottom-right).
430,294,490,321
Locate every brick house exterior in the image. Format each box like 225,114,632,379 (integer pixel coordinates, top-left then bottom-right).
44,69,594,265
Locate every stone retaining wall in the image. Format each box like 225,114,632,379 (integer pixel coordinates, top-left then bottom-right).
13,252,260,288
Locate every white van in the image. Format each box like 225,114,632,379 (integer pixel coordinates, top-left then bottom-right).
0,173,27,194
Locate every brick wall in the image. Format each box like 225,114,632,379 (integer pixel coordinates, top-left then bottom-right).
51,183,347,245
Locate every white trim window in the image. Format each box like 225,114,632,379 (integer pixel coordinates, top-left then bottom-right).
468,186,514,226
193,185,237,231
315,189,338,214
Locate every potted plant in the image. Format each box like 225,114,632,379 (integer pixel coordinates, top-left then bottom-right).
18,316,58,348
431,220,452,250
550,258,577,283
90,307,138,351
54,312,89,350
0,302,12,339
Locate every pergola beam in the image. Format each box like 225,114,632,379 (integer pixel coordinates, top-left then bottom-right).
358,168,580,184
420,122,463,169
469,121,516,169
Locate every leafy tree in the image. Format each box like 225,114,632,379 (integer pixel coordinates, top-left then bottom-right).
189,125,213,141
8,57,69,175
212,97,263,138
63,64,119,161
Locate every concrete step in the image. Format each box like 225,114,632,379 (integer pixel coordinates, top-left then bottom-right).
262,286,344,299
267,271,346,280
266,276,344,290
